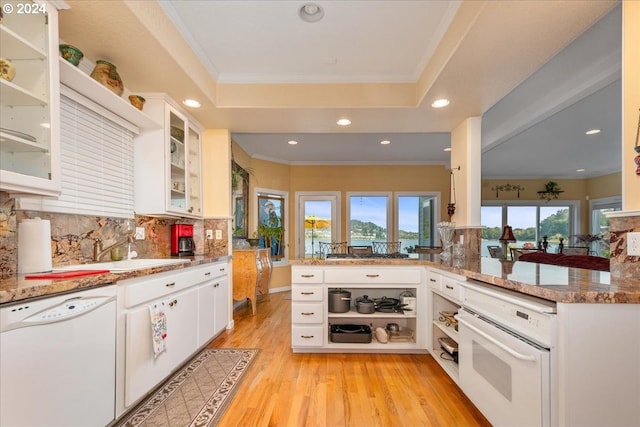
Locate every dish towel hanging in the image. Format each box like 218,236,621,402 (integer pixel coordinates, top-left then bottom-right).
149,302,167,358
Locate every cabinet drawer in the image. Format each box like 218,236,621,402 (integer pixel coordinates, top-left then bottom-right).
291,286,324,302
291,326,324,347
292,303,324,323
425,269,442,290
291,268,323,283
121,270,192,308
440,276,464,302
324,268,421,284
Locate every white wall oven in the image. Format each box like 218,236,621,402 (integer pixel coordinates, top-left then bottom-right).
457,282,556,427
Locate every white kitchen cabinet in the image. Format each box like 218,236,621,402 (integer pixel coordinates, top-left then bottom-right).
426,268,465,384
197,261,230,346
116,261,229,416
134,94,203,218
291,265,427,353
124,286,198,406
0,0,61,196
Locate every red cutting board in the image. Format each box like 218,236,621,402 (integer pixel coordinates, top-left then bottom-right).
25,270,110,279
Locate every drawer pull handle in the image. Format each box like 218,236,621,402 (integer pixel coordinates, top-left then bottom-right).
213,283,219,288
301,274,315,278
366,274,380,278
301,335,315,339
219,268,225,271
204,272,211,276
168,299,178,307
301,292,315,295
165,282,176,288
445,285,454,290
429,278,437,282
301,312,315,315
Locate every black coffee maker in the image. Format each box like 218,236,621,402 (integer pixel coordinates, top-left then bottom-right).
171,224,195,256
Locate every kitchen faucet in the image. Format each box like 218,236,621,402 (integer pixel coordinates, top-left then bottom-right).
93,233,135,262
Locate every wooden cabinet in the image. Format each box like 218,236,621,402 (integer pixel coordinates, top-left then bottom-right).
134,94,203,218
0,1,61,196
232,249,272,315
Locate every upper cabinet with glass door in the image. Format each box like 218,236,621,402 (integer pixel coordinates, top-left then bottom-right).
134,94,202,218
0,0,61,196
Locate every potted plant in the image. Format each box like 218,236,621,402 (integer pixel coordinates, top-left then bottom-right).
257,216,284,259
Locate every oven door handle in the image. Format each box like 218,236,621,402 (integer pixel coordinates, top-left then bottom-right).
458,316,537,362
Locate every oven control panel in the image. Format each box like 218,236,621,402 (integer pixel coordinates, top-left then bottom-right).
462,283,556,348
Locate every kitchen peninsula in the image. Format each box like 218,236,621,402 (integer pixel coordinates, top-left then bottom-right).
290,256,640,427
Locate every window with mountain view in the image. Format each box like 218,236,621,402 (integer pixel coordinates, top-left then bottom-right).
348,194,390,247
347,193,438,254
481,202,577,256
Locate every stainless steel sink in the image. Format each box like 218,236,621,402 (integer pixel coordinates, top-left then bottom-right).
53,258,190,273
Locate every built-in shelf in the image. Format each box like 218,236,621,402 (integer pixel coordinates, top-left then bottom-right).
58,58,161,131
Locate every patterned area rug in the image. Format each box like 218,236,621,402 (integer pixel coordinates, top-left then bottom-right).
117,349,259,427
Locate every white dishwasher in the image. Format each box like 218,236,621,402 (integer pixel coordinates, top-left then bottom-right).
1,285,117,427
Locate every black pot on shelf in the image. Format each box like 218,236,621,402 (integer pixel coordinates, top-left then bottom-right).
328,289,351,313
355,295,376,314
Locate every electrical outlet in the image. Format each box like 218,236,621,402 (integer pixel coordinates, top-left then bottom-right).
206,229,213,240
135,227,145,240
215,229,223,240
628,232,640,256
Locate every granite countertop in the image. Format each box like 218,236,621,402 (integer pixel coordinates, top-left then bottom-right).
0,255,231,306
291,255,640,304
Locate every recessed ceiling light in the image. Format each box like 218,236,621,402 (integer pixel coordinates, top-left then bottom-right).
443,147,452,152
576,168,585,172
299,3,324,23
337,118,351,126
585,129,600,135
431,99,450,108
380,140,391,145
182,99,201,108
288,140,298,145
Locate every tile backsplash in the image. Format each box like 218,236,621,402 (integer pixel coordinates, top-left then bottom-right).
0,192,229,277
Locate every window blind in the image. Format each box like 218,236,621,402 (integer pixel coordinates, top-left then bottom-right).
17,88,135,218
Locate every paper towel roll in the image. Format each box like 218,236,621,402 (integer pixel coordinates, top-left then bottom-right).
18,217,53,274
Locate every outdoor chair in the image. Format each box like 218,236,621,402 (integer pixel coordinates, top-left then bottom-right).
319,241,347,258
372,241,402,254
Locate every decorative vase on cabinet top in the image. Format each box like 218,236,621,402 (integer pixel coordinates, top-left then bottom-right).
90,60,124,96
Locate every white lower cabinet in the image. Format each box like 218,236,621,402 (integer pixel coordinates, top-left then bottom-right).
291,265,426,353
125,286,198,406
116,261,230,417
197,269,229,346
426,268,465,384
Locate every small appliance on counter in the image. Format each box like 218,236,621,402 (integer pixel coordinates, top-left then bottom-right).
171,224,195,256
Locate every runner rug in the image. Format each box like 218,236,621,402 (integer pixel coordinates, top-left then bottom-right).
117,348,259,427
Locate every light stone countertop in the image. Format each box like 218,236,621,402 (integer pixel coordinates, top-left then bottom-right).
0,255,231,306
291,255,640,304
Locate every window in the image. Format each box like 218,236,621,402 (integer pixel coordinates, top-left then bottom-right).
347,193,391,247
395,193,440,253
296,192,340,259
590,196,621,256
255,188,288,263
18,89,136,218
481,201,579,256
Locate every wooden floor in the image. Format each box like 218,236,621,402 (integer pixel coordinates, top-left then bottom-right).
209,292,491,427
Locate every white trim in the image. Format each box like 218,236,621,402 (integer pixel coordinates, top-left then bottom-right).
605,209,640,218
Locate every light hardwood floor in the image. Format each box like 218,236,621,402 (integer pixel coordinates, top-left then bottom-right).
209,292,491,427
